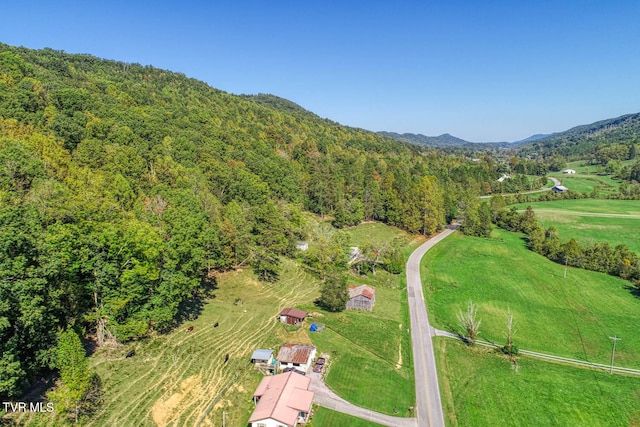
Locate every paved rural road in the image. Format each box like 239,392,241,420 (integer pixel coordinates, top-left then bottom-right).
406,227,456,427
309,372,417,427
479,176,560,199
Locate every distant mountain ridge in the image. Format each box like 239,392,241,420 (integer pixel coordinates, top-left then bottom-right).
380,112,640,154
378,131,511,149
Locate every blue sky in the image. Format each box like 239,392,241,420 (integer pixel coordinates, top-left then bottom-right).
2,1,639,141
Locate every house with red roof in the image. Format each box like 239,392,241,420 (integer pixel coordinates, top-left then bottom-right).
249,370,314,427
276,344,317,373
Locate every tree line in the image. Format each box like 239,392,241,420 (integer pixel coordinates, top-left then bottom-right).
494,206,640,288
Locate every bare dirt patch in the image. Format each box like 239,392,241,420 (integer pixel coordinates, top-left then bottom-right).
152,374,202,426
395,342,403,370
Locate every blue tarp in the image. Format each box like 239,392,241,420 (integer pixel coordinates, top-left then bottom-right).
310,323,318,332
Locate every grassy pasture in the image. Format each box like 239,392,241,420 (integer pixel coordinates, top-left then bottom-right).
422,229,640,368
513,199,640,252
548,161,622,195
13,259,320,427
343,221,426,257
436,338,640,426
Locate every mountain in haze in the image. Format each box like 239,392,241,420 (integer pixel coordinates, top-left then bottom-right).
382,112,640,155
512,133,552,144
378,131,511,149
518,113,640,158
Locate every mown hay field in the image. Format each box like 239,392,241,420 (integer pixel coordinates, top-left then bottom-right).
14,259,320,427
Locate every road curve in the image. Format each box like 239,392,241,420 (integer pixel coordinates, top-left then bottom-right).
406,228,456,427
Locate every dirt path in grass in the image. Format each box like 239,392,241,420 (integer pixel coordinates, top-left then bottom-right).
525,209,640,218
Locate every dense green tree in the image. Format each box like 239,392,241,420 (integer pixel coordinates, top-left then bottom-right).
48,328,93,423
317,273,349,312
404,176,445,235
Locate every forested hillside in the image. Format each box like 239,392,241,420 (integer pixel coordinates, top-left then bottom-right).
0,43,503,398
519,113,640,159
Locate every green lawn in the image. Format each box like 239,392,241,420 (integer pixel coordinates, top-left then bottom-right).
513,199,640,253
306,274,415,417
310,406,385,427
422,229,640,368
310,325,414,418
436,338,640,426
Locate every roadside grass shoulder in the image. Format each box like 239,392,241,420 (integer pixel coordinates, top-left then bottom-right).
422,230,640,367
435,338,640,426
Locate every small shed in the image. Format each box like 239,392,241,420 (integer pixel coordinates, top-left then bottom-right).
296,241,309,251
497,173,510,182
346,285,376,311
278,308,307,325
552,185,569,193
250,349,274,365
563,169,576,174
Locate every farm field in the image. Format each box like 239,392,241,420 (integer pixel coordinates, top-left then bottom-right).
513,199,640,253
422,229,640,368
436,338,640,426
548,161,622,195
12,259,321,427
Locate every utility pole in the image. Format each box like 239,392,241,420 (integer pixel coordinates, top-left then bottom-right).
564,256,568,279
609,335,621,374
